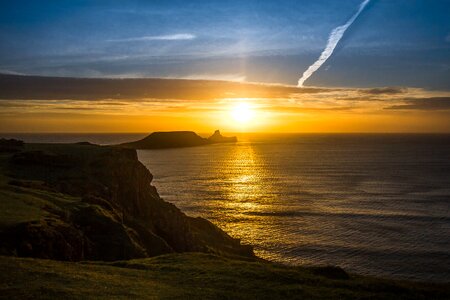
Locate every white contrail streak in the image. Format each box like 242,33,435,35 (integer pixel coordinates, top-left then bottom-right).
298,0,371,87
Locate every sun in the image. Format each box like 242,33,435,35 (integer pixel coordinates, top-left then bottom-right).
231,102,254,124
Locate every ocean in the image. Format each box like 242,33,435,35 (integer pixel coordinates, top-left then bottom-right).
3,133,450,281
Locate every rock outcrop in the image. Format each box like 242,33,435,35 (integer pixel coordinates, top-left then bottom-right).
0,138,24,153
118,130,237,149
208,130,237,143
0,142,253,261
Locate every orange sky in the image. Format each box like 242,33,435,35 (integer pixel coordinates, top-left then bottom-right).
1,77,449,133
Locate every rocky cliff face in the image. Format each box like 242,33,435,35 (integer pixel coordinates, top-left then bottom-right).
0,143,253,261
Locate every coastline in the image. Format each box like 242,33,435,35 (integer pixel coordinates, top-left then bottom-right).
0,140,449,298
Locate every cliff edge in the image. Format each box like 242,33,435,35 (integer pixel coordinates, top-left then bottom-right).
0,140,253,261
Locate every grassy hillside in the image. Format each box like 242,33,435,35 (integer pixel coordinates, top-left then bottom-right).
0,141,253,261
1,253,449,300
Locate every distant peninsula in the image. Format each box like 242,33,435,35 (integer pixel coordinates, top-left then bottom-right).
118,130,237,149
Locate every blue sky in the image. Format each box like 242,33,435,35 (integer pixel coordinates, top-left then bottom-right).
0,0,449,89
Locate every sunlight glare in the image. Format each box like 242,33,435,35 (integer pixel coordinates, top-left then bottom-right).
231,102,254,124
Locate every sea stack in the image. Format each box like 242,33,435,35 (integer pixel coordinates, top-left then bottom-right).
207,130,237,143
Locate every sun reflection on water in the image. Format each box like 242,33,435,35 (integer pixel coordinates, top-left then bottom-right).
223,143,263,208
211,142,280,253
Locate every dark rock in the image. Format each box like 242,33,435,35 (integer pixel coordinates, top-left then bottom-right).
208,130,237,143
0,138,24,153
308,266,350,280
2,219,85,261
11,150,74,168
118,130,237,149
70,205,147,260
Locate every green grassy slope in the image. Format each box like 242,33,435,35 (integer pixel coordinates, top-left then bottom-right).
1,253,449,300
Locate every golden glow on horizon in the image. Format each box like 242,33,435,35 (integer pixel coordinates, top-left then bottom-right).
1,82,450,133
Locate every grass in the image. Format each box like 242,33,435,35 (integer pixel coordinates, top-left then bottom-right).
0,188,46,228
0,143,105,230
1,253,449,299
0,174,81,230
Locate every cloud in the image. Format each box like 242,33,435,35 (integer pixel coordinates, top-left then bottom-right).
385,97,450,110
0,74,326,101
268,105,354,113
360,87,406,95
0,69,26,76
169,73,247,82
297,0,371,87
2,74,449,118
107,34,196,42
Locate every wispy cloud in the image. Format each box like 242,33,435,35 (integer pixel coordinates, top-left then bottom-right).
170,73,247,82
385,97,450,111
0,69,26,76
107,34,196,42
297,0,371,87
0,74,316,101
360,87,406,95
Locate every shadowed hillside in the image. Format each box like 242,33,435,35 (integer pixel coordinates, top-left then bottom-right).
0,140,252,261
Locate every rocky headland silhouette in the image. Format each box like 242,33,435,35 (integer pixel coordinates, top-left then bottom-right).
118,130,237,149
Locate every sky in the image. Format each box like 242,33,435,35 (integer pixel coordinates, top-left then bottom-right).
1,0,449,89
1,75,449,133
0,0,449,133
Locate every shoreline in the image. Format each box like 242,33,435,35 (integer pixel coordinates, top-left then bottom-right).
0,140,448,298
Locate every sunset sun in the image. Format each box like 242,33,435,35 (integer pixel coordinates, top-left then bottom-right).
231,102,254,124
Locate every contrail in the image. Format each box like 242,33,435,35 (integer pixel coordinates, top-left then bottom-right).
298,0,371,87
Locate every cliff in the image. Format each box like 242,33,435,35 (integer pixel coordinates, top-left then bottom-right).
119,130,237,149
0,140,253,261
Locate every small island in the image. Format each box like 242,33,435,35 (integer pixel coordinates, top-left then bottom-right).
118,130,237,149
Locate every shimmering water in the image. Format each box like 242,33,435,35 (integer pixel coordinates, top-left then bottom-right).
3,133,450,281
138,134,450,282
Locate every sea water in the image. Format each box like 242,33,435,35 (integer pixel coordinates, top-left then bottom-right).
4,133,450,281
